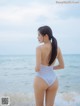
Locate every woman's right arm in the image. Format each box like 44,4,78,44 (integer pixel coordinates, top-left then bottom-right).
53,47,64,70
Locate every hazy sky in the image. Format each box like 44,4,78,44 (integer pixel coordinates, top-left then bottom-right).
0,0,80,55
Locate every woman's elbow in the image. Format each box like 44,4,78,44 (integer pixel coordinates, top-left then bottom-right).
61,64,65,69
35,67,40,72
61,66,64,69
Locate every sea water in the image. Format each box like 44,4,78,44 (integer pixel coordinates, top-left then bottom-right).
0,54,80,106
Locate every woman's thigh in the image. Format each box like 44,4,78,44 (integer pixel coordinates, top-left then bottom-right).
33,76,48,106
45,78,59,106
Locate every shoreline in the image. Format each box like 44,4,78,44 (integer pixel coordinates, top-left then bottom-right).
0,91,80,106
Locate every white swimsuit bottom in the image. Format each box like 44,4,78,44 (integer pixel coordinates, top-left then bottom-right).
35,64,57,87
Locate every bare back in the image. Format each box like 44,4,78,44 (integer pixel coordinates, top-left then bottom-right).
40,43,57,66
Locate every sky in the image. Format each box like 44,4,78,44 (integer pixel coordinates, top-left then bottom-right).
0,0,80,55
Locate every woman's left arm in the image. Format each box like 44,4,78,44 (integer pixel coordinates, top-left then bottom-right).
35,46,41,72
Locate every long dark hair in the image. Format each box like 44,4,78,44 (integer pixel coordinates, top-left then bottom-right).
38,25,57,66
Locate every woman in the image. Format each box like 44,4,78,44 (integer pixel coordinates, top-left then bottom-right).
33,25,64,106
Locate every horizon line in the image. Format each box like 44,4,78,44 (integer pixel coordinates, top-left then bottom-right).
0,54,80,56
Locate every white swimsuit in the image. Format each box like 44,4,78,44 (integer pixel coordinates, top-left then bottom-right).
36,64,57,87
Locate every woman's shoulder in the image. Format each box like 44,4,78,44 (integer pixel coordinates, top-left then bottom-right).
36,44,44,50
36,46,42,53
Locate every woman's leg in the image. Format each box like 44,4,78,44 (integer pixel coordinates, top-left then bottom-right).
33,76,48,106
45,78,59,106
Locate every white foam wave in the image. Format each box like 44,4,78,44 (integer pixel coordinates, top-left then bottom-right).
0,92,80,106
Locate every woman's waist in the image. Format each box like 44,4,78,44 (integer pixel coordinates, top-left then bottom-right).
36,68,55,74
36,70,56,76
40,65,53,71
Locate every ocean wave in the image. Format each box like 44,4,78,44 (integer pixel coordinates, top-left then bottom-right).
67,65,80,69
0,91,80,106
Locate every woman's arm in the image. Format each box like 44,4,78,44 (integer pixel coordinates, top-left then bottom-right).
53,47,64,70
35,46,41,72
